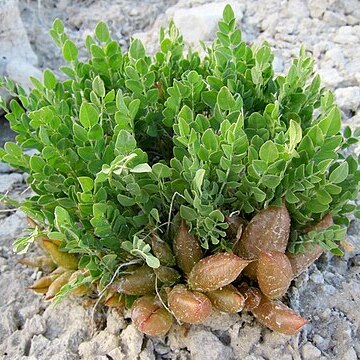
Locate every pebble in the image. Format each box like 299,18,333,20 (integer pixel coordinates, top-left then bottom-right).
335,87,360,112
301,342,322,359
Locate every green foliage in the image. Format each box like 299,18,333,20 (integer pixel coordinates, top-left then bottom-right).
0,6,359,292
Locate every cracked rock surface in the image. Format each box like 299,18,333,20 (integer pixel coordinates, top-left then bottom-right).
0,0,359,359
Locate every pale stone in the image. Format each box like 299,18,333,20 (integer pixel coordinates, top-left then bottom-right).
301,342,322,359
335,87,360,111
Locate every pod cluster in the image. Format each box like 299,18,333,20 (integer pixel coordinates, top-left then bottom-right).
24,204,335,337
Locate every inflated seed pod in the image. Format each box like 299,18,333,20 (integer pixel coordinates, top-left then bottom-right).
167,285,212,324
173,219,203,275
206,284,245,313
151,234,176,266
42,239,78,270
29,274,59,294
105,291,125,308
44,271,72,300
18,256,56,272
131,296,173,336
251,295,308,335
257,251,293,299
188,253,251,292
225,214,247,242
242,261,258,280
68,270,90,297
235,202,290,259
287,214,333,278
154,266,180,286
114,265,156,295
238,283,262,311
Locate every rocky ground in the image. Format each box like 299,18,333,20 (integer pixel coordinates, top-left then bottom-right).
0,0,359,359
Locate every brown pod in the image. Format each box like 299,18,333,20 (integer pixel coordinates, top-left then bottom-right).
154,266,180,286
188,253,251,292
235,202,290,259
243,261,258,280
68,270,89,297
105,291,125,308
114,265,156,295
206,284,245,313
251,295,308,335
173,219,203,275
44,271,72,300
131,296,173,336
42,239,78,270
29,274,59,294
151,234,176,266
238,283,262,311
167,285,212,324
287,214,333,277
19,256,56,272
257,251,293,299
225,214,247,241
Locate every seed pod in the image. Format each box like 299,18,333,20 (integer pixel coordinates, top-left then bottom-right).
173,219,203,275
29,274,59,294
68,270,90,297
154,266,180,286
105,291,125,308
257,251,293,299
167,285,212,324
42,239,78,270
44,271,72,300
225,214,247,242
151,234,176,266
19,256,56,272
188,253,251,292
251,295,308,335
114,265,156,295
206,285,245,313
235,202,290,259
242,261,258,280
287,214,333,277
238,283,262,311
131,296,173,336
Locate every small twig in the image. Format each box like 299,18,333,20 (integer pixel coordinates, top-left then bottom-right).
166,192,186,237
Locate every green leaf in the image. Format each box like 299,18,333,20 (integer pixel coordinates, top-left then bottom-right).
259,140,279,163
78,177,94,192
62,39,78,62
152,163,172,178
145,254,160,269
180,205,198,221
217,86,236,111
79,102,99,128
130,163,152,173
129,38,145,60
95,21,110,42
115,130,137,155
92,76,105,97
43,69,57,90
223,4,235,23
329,162,349,184
193,169,205,192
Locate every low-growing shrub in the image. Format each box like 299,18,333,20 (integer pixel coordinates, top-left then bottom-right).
1,5,359,336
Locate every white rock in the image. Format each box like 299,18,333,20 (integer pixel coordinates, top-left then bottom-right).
119,324,144,359
335,87,360,112
308,0,329,18
6,59,42,92
301,342,322,359
334,26,358,44
317,68,344,87
324,47,346,67
0,173,24,193
172,2,243,45
323,11,347,26
78,330,119,358
342,347,358,360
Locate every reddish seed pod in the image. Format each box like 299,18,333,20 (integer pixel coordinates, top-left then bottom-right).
251,295,308,335
131,296,173,336
287,214,333,278
150,234,176,266
115,265,156,295
167,285,212,324
188,253,251,292
257,251,293,299
225,214,247,242
235,202,290,259
206,285,245,313
242,261,258,280
44,271,72,300
42,239,78,270
238,283,262,311
173,220,203,275
154,266,180,286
